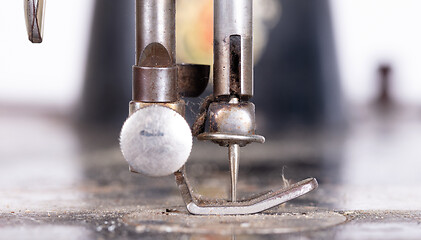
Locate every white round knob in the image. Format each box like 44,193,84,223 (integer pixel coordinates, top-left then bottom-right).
120,105,192,177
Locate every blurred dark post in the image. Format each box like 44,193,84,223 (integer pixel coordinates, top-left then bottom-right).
78,0,134,132
375,64,393,108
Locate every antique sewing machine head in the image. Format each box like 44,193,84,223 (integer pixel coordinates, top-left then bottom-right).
25,0,317,215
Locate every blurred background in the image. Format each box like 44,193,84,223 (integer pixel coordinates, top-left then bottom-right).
1,0,421,238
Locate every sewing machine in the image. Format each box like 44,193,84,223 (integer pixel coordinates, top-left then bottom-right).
25,0,317,215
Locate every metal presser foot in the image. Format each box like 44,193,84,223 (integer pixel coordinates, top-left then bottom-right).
175,169,318,215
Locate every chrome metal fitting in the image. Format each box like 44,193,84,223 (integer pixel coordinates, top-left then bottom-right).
208,101,256,135
201,101,260,147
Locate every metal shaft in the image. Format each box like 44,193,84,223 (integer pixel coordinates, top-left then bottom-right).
133,0,178,103
214,0,253,100
135,0,175,66
229,143,240,202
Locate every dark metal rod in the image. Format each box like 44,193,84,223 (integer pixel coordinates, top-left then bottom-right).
214,0,253,99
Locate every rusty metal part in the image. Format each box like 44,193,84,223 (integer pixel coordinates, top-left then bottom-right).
198,97,261,146
24,0,46,43
197,97,262,201
132,66,178,102
174,167,318,215
197,98,264,202
214,0,253,99
207,101,256,136
192,95,215,136
120,105,192,177
136,0,175,66
192,112,207,137
177,64,210,98
129,100,185,116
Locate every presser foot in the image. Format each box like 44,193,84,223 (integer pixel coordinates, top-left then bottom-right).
174,168,318,215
